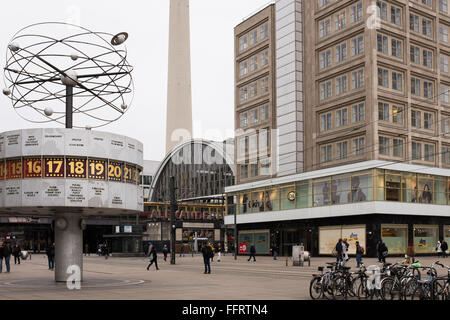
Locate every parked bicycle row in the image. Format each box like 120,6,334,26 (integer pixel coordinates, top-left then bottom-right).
310,259,450,300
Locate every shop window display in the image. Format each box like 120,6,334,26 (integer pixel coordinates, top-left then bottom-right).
314,179,331,207
414,225,438,254
381,225,408,254
331,174,351,204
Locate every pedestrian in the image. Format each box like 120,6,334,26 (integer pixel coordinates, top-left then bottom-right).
13,243,21,265
217,243,222,262
377,241,388,264
208,243,215,262
248,244,256,262
436,240,442,257
272,245,278,260
442,240,448,258
0,241,12,273
84,243,89,256
102,244,109,260
97,245,102,256
0,242,3,273
180,245,185,257
355,241,364,268
146,245,159,270
163,244,169,262
334,239,343,264
342,238,349,263
46,243,55,270
201,243,211,274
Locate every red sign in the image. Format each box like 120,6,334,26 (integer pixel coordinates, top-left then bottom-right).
239,243,248,254
23,158,42,178
6,159,22,179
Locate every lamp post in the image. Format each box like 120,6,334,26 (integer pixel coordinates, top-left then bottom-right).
169,176,177,265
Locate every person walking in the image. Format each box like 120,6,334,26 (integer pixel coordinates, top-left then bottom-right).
201,243,212,274
2,242,12,273
377,241,388,264
102,244,109,260
217,243,222,262
272,245,278,260
248,244,256,262
146,245,159,270
46,243,55,270
334,239,343,264
436,240,443,257
355,241,364,268
441,240,448,258
12,243,21,265
342,238,349,263
162,244,169,262
180,245,185,258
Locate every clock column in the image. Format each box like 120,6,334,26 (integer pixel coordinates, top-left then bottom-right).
54,211,83,282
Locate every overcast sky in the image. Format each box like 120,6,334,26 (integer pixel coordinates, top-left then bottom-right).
0,0,271,161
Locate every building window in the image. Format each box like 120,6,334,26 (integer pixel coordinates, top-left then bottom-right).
410,14,420,33
351,2,363,23
424,81,433,98
321,145,332,163
335,75,347,95
261,104,269,121
440,0,449,14
250,56,258,72
335,11,346,31
260,23,268,40
320,49,332,69
240,112,248,128
320,112,332,132
250,109,258,125
392,72,403,91
423,49,433,68
377,34,388,54
441,86,450,103
411,45,420,64
351,36,364,56
442,146,450,164
393,139,404,157
249,29,258,46
250,164,258,177
250,83,257,98
378,68,389,87
352,69,364,90
240,165,248,179
422,18,432,37
378,102,389,121
353,137,365,156
379,136,390,155
424,144,435,162
392,39,402,58
320,81,332,100
336,141,348,160
240,87,248,102
261,50,269,67
377,1,388,20
335,43,346,63
442,117,450,134
393,105,404,125
411,77,421,96
261,77,269,93
412,142,422,160
352,103,365,123
239,61,248,77
260,158,271,175
319,19,331,38
424,112,434,130
336,108,348,128
440,24,449,43
239,35,248,52
440,55,449,73
412,110,422,128
391,6,401,25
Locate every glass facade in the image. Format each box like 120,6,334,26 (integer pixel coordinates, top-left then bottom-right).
227,169,450,215
238,229,270,254
445,226,450,246
381,224,408,254
414,225,439,254
319,225,366,255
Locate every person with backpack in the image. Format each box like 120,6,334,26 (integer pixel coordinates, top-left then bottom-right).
248,244,256,262
46,243,55,270
201,243,212,274
437,241,443,257
146,245,159,270
334,239,343,263
355,241,364,268
441,240,448,258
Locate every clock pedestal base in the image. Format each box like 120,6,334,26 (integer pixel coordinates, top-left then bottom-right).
55,212,83,283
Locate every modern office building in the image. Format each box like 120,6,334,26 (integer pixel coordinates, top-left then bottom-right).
227,0,450,257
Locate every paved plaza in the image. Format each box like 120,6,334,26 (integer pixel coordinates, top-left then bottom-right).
0,253,448,300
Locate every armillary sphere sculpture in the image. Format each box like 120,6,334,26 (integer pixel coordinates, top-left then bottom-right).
3,22,133,129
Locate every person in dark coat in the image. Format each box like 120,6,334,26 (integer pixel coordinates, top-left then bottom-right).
162,245,169,262
46,243,55,270
335,239,343,263
201,243,212,274
102,244,109,260
13,243,21,265
441,240,448,258
0,241,12,273
248,244,256,262
146,245,159,270
377,241,388,264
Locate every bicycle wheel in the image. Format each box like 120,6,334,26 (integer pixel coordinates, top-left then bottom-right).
381,278,402,300
410,285,423,300
309,277,323,300
441,283,450,300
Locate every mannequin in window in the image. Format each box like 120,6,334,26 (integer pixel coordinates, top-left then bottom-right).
242,194,248,213
322,182,330,205
265,191,273,211
348,176,366,202
419,184,432,204
411,186,418,203
331,180,340,204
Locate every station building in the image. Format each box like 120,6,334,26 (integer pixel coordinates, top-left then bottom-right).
226,0,450,257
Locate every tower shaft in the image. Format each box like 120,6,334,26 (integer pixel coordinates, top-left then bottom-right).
166,0,193,153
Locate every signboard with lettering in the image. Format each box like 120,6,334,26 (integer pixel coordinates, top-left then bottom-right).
6,159,22,179
23,158,42,178
44,157,65,178
22,179,42,206
65,180,87,207
88,180,108,207
42,180,65,206
124,164,136,184
22,129,42,156
66,157,87,179
5,131,22,158
42,128,64,155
